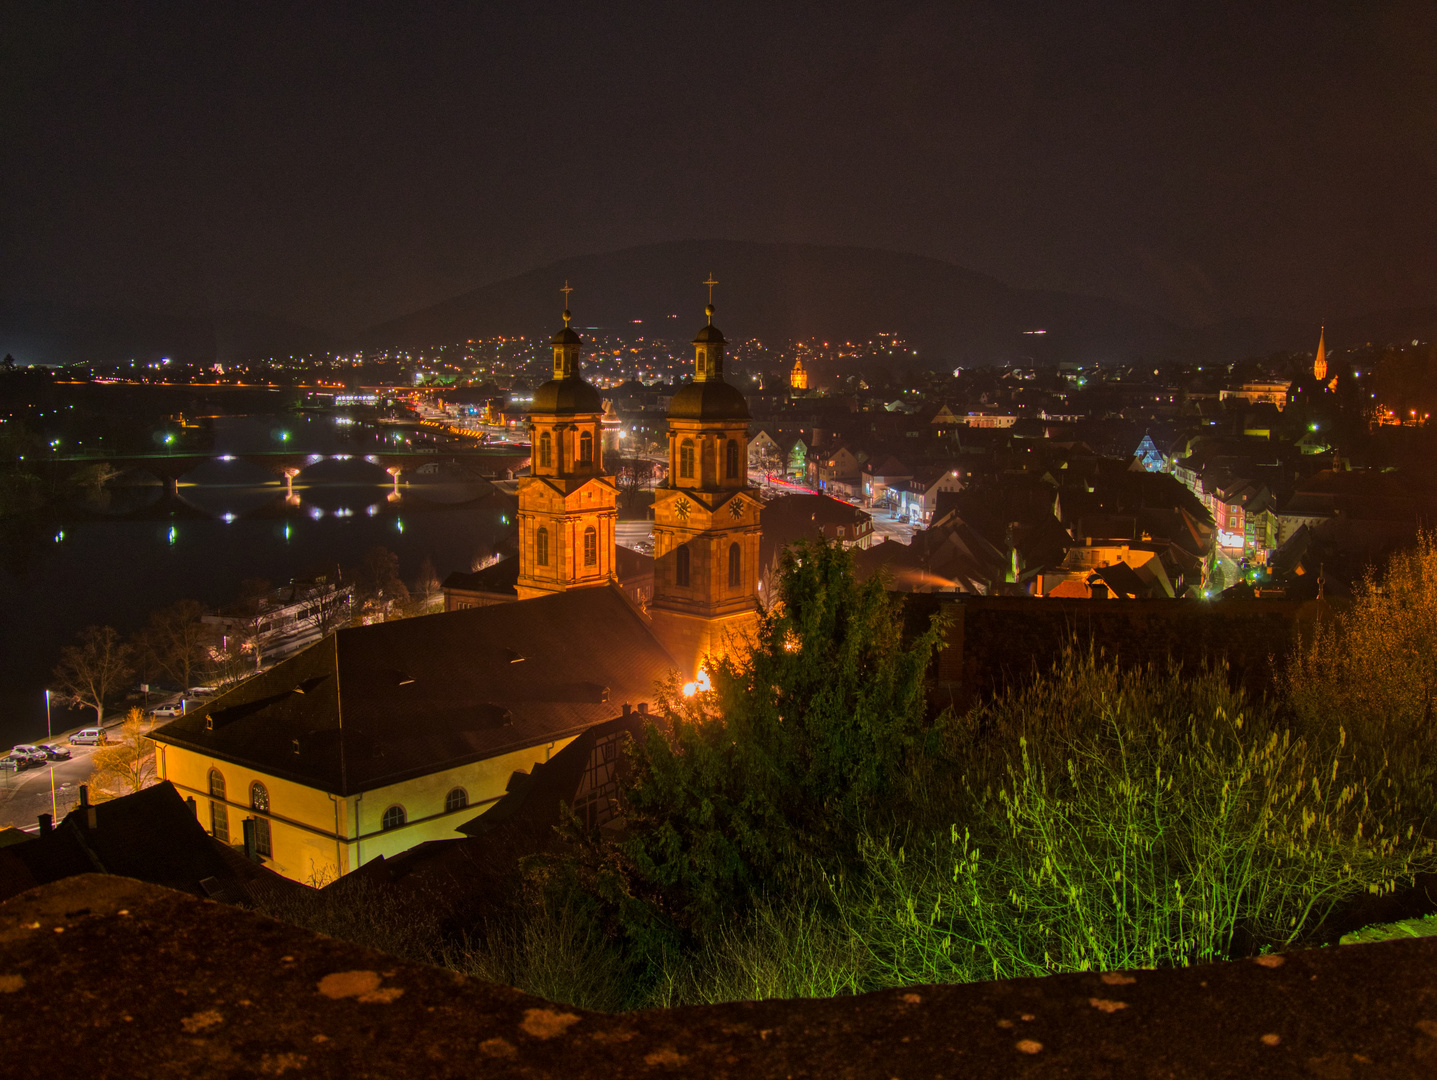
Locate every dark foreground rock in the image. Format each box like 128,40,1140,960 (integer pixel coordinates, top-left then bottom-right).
3,874,1437,1078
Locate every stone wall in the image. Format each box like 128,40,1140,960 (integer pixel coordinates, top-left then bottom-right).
6,874,1437,1078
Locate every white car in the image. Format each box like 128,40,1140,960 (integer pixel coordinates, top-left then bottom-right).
69,728,108,746
150,703,185,718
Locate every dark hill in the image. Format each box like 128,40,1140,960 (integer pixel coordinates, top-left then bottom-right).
363,240,1189,367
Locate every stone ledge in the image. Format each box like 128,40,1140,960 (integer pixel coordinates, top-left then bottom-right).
3,874,1437,1077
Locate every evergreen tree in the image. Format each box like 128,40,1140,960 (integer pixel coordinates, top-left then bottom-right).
605,541,950,936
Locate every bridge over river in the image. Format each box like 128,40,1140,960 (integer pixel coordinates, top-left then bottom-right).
51,447,532,497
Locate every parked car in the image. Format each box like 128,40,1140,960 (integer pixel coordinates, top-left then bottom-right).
149,703,185,718
0,752,43,771
12,745,50,760
69,728,107,746
35,743,71,761
187,686,217,697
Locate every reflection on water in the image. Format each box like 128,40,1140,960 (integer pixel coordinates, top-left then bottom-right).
0,411,522,747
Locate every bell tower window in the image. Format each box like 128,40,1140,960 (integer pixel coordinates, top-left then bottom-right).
536,527,549,566
583,526,597,567
579,430,594,466
538,431,552,468
728,542,741,588
676,544,690,587
725,439,740,479
679,440,695,479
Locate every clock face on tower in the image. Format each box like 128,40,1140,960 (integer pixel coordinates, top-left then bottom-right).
729,498,744,520
676,497,691,522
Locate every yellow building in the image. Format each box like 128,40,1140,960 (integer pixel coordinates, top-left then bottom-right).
649,299,762,676
151,585,676,884
516,306,618,600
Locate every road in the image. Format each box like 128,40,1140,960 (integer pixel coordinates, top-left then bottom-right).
0,744,99,830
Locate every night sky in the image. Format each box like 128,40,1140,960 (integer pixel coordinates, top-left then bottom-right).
5,1,1437,336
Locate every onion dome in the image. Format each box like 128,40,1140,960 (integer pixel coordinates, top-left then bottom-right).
532,305,601,414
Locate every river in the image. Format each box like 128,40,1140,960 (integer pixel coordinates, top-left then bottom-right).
0,385,523,748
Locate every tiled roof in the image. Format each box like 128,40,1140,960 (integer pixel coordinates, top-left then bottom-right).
152,586,678,795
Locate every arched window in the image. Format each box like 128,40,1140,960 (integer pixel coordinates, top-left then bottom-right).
578,430,593,465
728,542,742,588
208,768,228,844
676,544,690,587
538,431,552,468
726,439,740,479
536,526,549,566
445,787,469,813
249,781,271,857
583,526,598,567
382,805,407,830
679,439,695,479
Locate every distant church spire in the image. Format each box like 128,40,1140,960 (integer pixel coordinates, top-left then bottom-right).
1313,326,1328,382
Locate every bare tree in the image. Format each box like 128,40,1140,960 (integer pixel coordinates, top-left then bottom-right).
89,707,156,799
135,598,212,691
238,578,283,669
415,555,441,600
54,625,134,725
613,455,658,510
350,546,410,621
299,572,353,640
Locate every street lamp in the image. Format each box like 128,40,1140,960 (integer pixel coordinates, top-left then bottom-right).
44,689,51,740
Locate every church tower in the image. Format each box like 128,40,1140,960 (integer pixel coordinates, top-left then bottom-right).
515,293,618,600
649,284,762,677
790,356,808,391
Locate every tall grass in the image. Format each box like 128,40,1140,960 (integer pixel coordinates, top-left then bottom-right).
833,651,1433,988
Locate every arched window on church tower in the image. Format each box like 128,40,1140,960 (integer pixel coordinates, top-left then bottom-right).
679,439,695,479
728,542,741,588
539,431,552,468
676,544,690,587
579,430,593,466
583,526,597,567
725,439,740,480
536,527,549,566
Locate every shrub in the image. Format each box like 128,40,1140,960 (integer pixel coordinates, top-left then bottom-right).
1285,529,1437,814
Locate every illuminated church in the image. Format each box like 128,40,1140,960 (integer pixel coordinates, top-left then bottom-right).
151,286,761,885
511,289,760,675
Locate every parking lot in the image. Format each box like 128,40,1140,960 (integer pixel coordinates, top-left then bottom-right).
0,739,101,831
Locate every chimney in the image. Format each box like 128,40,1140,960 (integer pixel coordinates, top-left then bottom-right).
622,702,632,716
242,818,258,861
37,814,52,836
637,702,649,715
78,784,97,829
186,796,198,819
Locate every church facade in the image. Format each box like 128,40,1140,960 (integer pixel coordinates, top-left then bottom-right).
647,301,762,676
514,308,619,600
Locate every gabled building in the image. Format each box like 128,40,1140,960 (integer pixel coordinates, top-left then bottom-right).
896,466,964,526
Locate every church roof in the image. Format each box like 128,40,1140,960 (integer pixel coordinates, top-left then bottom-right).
693,323,727,344
667,379,751,421
531,376,602,415
151,586,678,796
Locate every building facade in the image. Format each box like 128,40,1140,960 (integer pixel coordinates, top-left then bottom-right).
649,301,762,676
515,307,618,600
